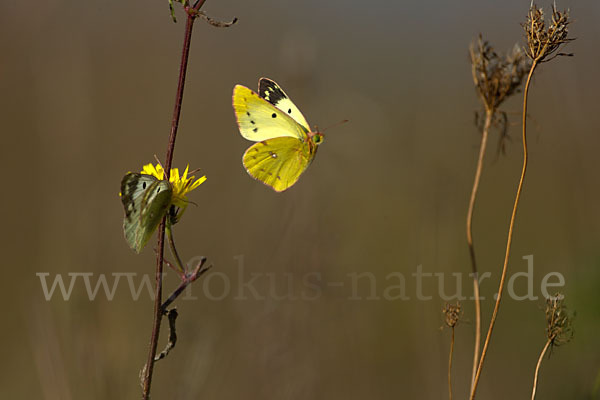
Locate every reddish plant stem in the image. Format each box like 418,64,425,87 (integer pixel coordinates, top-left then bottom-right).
161,257,211,313
142,2,207,398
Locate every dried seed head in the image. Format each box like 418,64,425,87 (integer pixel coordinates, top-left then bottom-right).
545,293,574,348
442,302,462,328
470,35,531,111
523,3,574,63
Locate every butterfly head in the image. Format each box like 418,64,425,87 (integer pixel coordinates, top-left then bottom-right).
310,131,324,145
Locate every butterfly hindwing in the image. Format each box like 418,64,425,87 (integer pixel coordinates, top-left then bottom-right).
259,77,311,132
242,136,317,192
232,84,307,142
121,173,173,253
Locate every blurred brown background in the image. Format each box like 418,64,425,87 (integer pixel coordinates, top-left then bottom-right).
1,0,598,398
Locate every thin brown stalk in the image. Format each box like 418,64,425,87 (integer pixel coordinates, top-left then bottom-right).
531,338,551,400
448,327,455,400
467,35,529,393
470,59,538,400
442,303,461,400
142,1,208,398
469,5,572,398
467,108,492,391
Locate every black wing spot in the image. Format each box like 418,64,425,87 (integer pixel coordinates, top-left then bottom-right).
259,80,287,104
142,182,147,189
250,120,255,124
288,109,292,114
271,113,276,118
246,111,250,116
276,175,281,180
253,128,258,133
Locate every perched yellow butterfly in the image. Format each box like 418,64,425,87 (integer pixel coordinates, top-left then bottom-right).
232,78,324,192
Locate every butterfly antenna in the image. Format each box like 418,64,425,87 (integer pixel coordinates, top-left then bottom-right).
153,154,168,180
318,119,349,133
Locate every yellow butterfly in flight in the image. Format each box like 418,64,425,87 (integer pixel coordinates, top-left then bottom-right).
232,78,324,192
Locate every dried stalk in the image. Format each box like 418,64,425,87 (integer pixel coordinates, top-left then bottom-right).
470,5,573,398
467,35,529,392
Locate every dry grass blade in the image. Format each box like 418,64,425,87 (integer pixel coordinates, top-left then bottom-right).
198,11,238,27
155,309,179,362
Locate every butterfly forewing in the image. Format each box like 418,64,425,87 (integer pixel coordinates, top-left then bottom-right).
258,77,311,132
233,85,307,142
121,173,173,253
242,137,316,192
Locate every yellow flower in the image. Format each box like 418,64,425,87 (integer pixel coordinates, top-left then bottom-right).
141,163,206,217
